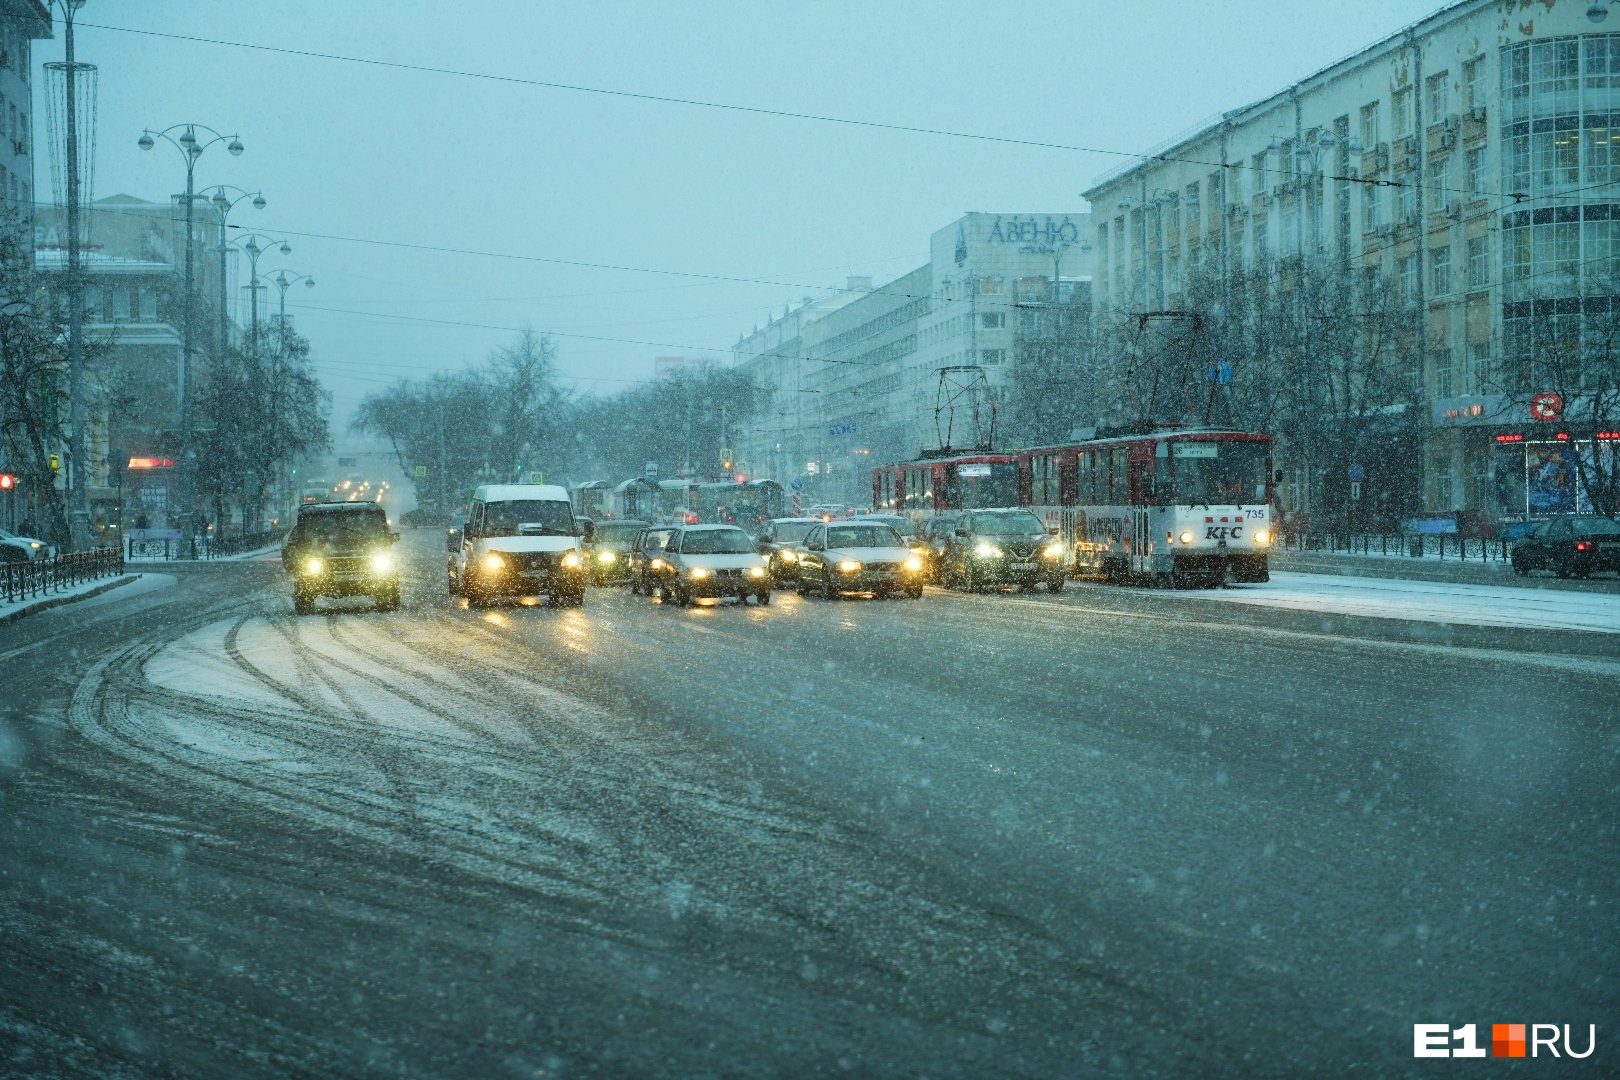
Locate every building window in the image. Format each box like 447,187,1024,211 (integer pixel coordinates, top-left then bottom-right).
1428,158,1449,212
1360,101,1380,149
980,348,1004,366
140,289,157,321
1466,233,1490,289
1433,348,1456,397
1466,341,1492,392
1534,124,1580,193
1361,181,1381,229
1425,71,1450,121
1185,182,1200,227
1464,146,1484,198
1585,116,1619,187
112,287,131,321
1398,254,1419,303
1586,35,1620,90
1463,55,1485,111
979,312,1004,330
1392,86,1413,138
1430,247,1451,296
1396,169,1417,221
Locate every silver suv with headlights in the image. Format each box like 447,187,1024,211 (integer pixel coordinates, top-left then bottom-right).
794,521,925,599
647,524,771,607
282,502,402,614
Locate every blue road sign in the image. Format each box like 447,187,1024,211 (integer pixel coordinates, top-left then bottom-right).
1207,361,1233,384
1348,464,1366,482
828,423,857,436
790,478,803,492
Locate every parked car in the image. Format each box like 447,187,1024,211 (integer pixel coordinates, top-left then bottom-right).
913,513,962,583
754,516,822,584
0,527,49,560
1510,515,1620,578
626,525,678,595
584,518,649,585
282,501,402,614
646,524,771,607
450,484,589,608
941,509,1065,593
794,521,925,599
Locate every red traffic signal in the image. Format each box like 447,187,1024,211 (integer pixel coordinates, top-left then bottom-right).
0,473,13,491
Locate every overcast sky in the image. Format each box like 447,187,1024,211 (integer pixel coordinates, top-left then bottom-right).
55,1,1442,444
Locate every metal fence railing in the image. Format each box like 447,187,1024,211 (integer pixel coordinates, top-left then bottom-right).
124,530,282,561
1,546,126,606
1278,532,1513,563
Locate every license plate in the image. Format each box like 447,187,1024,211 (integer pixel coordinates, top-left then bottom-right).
1011,561,1035,570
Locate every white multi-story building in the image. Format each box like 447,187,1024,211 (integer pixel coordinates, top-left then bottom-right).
1083,0,1620,523
733,212,1092,504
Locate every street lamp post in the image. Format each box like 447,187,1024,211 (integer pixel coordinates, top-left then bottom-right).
236,233,292,339
54,0,93,550
266,268,315,524
137,122,244,547
201,186,264,535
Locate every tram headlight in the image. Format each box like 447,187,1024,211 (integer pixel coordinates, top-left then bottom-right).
1253,529,1271,545
1178,530,1195,545
974,542,1002,559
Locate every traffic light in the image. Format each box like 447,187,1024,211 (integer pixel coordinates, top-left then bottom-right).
0,473,13,491
48,453,60,472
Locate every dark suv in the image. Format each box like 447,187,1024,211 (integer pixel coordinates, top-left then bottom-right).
282,502,402,614
941,509,1065,593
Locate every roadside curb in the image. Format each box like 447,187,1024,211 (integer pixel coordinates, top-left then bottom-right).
0,574,141,625
1271,551,1618,592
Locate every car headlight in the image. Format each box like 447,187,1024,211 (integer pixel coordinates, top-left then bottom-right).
1042,543,1064,559
1252,529,1271,545
837,560,861,573
597,549,617,564
974,543,1002,559
370,551,394,574
303,556,324,575
1178,531,1195,545
649,557,666,571
482,553,506,572
690,566,711,579
778,549,797,562
748,566,767,579
561,551,583,570
903,556,923,572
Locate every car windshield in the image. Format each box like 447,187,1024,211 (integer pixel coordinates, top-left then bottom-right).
972,512,1045,535
857,516,910,534
826,525,902,548
593,522,646,543
679,529,754,554
297,512,387,541
482,500,574,536
771,521,818,542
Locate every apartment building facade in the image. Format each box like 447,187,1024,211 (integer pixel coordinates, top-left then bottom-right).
1083,0,1620,523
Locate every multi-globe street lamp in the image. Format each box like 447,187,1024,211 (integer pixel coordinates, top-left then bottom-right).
137,122,244,545
201,185,265,368
236,233,293,337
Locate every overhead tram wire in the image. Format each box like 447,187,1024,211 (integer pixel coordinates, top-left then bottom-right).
81,20,1527,206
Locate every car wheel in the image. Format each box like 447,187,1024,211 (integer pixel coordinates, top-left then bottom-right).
376,587,401,612
676,586,692,608
756,590,771,606
293,590,314,615
906,586,923,599
964,563,980,593
1045,577,1065,593
795,578,808,597
822,570,838,599
1555,558,1573,579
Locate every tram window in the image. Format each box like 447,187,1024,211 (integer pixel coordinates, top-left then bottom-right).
1077,452,1092,504
1112,451,1128,505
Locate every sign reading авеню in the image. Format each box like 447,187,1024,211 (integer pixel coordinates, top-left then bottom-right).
986,216,1082,247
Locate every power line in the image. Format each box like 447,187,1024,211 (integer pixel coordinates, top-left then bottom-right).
79,20,1524,203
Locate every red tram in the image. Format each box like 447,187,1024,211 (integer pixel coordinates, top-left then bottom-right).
873,429,1275,586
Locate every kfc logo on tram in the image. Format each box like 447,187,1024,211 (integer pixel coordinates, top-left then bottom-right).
1413,1022,1595,1059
